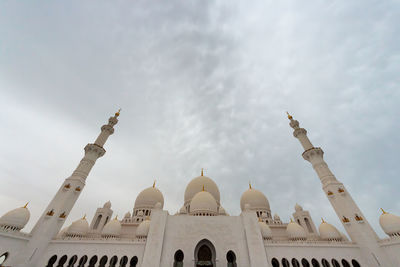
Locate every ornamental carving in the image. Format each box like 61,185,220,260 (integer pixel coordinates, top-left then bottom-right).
327,191,333,196
338,188,345,193
59,212,67,219
342,216,350,223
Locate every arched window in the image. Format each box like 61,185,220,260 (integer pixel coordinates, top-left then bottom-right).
67,255,78,267
119,256,128,267
105,216,110,225
302,258,310,267
174,250,184,267
109,256,118,267
88,256,98,267
130,256,138,267
351,259,361,267
226,250,236,267
292,258,300,267
0,252,8,265
331,259,340,267
78,255,88,267
341,259,351,267
57,255,68,267
99,256,108,267
94,214,102,229
311,259,320,267
304,218,313,233
46,255,57,267
282,258,290,267
271,258,280,267
321,259,330,267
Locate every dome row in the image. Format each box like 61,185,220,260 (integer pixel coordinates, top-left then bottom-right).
62,216,151,238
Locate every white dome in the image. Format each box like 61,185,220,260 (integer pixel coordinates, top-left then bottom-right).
103,201,112,209
286,220,307,240
0,204,30,230
136,218,151,237
319,220,341,241
274,214,281,220
185,175,220,205
259,221,272,239
102,217,121,237
67,217,89,236
57,227,68,238
190,190,218,215
240,187,270,211
179,206,187,214
219,206,227,215
134,186,164,209
124,212,131,218
379,210,400,236
295,203,303,212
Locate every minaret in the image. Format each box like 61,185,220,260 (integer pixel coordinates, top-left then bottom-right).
287,113,389,266
17,110,120,267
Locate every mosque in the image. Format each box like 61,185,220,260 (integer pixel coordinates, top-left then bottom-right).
0,111,399,267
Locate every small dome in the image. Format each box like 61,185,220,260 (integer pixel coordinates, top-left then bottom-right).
57,227,68,238
286,220,307,240
154,202,162,210
179,206,187,214
319,220,341,241
295,203,303,212
240,187,270,211
219,206,227,215
185,174,220,205
379,210,400,236
124,212,131,218
103,201,112,209
190,190,218,215
274,214,281,220
67,217,89,236
0,204,30,230
102,217,121,237
134,186,164,209
259,221,272,239
136,218,151,237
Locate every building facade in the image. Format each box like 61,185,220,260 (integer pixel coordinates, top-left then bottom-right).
0,111,399,267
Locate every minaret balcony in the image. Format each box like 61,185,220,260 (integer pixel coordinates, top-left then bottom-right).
84,143,106,158
302,147,324,161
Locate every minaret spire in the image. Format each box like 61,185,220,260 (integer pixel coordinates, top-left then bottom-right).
18,110,120,267
287,113,389,266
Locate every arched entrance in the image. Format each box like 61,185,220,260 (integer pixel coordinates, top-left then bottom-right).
194,239,216,267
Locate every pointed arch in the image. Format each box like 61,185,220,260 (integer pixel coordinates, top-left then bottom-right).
194,239,216,267
94,214,102,229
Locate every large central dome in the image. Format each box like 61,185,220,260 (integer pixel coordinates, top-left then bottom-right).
184,172,220,205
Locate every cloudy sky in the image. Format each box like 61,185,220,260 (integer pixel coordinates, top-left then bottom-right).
0,1,399,238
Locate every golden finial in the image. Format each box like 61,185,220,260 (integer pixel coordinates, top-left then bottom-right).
82,214,86,220
202,185,205,191
23,202,29,208
114,215,118,220
321,217,326,223
201,168,204,176
115,108,121,117
290,218,293,223
381,208,387,214
153,180,156,188
286,111,293,120
249,181,252,189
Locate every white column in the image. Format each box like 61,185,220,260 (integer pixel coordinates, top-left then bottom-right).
17,110,120,267
287,113,390,266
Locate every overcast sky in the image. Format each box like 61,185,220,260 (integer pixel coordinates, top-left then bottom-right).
0,1,399,238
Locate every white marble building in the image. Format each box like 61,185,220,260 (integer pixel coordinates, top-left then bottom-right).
0,111,399,267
